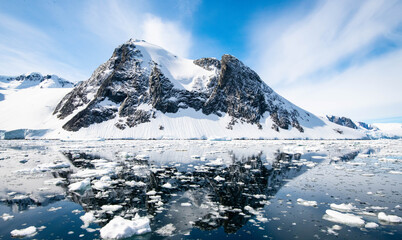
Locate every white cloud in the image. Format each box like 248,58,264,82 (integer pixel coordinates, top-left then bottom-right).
142,15,192,57
249,0,402,121
279,49,402,120
83,0,193,57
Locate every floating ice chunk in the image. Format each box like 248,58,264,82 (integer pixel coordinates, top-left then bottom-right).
101,205,123,212
10,226,37,237
181,202,192,207
93,181,110,190
126,181,146,187
244,206,260,215
256,215,268,222
214,176,225,181
161,182,174,189
146,190,157,196
207,158,224,166
371,206,388,210
72,169,113,178
69,178,91,192
361,173,374,177
297,198,317,207
100,176,111,182
80,211,95,228
378,212,402,223
48,207,62,212
389,171,402,175
44,178,65,186
100,215,151,239
323,210,365,226
155,223,176,236
365,222,379,228
1,213,14,221
330,203,356,212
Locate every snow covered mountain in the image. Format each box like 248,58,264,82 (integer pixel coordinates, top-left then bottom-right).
48,39,363,139
326,115,402,139
0,72,73,89
0,73,73,136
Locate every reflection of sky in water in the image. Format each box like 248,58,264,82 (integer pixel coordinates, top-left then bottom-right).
0,140,401,240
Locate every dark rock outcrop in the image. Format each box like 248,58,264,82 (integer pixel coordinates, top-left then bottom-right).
326,115,358,129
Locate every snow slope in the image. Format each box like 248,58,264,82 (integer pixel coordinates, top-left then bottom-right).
0,73,73,135
46,106,364,140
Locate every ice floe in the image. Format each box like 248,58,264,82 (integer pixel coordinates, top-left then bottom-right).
297,198,317,207
155,223,176,236
99,215,151,239
10,226,37,238
330,203,356,212
323,209,365,227
378,212,402,223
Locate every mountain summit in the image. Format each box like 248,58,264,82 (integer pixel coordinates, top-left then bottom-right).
51,39,361,139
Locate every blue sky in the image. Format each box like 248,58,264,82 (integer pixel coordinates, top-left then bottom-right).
0,0,401,123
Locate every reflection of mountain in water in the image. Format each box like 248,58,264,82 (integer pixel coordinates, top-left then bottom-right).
62,150,315,234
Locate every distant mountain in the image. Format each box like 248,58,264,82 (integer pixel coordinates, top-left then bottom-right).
0,72,73,89
326,114,401,139
0,73,74,134
49,39,362,139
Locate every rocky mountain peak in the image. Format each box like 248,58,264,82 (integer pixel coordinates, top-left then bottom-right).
53,40,315,134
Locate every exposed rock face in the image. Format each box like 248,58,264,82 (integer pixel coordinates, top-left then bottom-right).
326,115,358,129
357,122,375,130
54,39,308,133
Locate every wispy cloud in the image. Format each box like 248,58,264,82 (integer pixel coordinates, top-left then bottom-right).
249,0,402,121
0,12,88,81
83,0,193,57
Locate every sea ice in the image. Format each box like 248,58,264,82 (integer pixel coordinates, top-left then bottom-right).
1,213,14,221
161,182,174,188
378,212,402,223
10,226,37,237
323,210,365,227
80,211,95,228
101,205,123,212
330,203,356,212
297,198,317,207
100,215,151,239
365,222,379,228
68,178,91,192
155,223,176,236
214,175,225,181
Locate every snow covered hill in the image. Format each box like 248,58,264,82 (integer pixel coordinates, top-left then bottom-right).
0,73,73,137
47,39,364,140
326,115,402,139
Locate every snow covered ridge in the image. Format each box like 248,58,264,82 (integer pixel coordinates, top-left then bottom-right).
47,39,367,139
326,115,402,139
0,72,73,89
0,72,74,133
